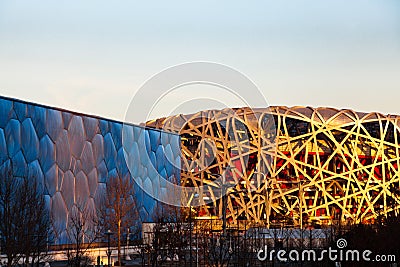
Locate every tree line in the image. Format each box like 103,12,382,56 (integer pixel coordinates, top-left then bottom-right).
0,166,138,267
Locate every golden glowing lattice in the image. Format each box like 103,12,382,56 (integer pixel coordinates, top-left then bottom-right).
147,106,400,226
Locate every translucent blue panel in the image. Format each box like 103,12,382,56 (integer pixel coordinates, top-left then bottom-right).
156,146,166,173
94,182,106,207
0,128,8,165
116,147,128,176
161,132,170,147
122,125,133,153
55,130,71,172
104,133,116,171
61,170,75,211
62,112,72,129
149,130,161,152
164,144,174,177
110,122,122,148
170,135,181,156
58,170,64,194
83,116,99,141
14,101,27,121
149,151,157,169
51,192,68,235
97,160,107,183
0,159,11,177
81,141,95,174
142,180,156,215
87,169,98,197
21,118,39,163
44,194,51,212
68,116,85,158
72,159,82,176
159,168,167,181
39,135,55,172
92,134,104,165
108,168,118,180
29,106,46,139
45,164,58,196
99,119,109,135
144,130,151,153
0,99,13,128
129,142,140,177
85,197,96,216
5,119,21,157
11,150,27,177
138,206,149,222
75,171,89,208
46,109,63,142
28,159,45,193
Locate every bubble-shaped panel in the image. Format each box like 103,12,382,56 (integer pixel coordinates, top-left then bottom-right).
110,122,122,148
62,112,72,129
5,119,21,158
97,160,108,183
75,171,89,208
21,118,39,163
29,106,46,139
0,128,8,165
51,192,68,235
149,130,161,152
11,150,27,177
39,135,55,173
68,116,85,158
83,116,99,141
56,130,71,172
45,164,58,196
87,168,98,197
92,134,104,166
61,170,75,211
46,109,63,142
0,99,13,128
99,119,109,135
116,147,128,176
14,101,27,121
28,160,45,193
81,141,95,175
104,133,117,171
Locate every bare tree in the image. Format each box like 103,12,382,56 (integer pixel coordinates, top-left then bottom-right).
20,177,52,267
98,175,138,266
0,167,52,267
150,204,189,266
63,204,102,267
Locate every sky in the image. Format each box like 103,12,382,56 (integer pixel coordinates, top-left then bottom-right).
0,0,399,123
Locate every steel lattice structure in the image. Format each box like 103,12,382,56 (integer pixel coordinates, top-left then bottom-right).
147,106,400,226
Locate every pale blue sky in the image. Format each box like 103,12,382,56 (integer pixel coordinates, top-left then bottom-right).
0,1,399,123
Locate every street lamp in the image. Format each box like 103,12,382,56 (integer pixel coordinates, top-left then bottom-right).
105,230,114,267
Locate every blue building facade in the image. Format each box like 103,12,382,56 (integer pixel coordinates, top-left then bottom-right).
0,96,181,244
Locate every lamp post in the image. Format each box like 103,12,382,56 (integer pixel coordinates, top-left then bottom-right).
105,230,114,267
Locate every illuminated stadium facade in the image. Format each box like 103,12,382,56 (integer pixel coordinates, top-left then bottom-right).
147,106,400,227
